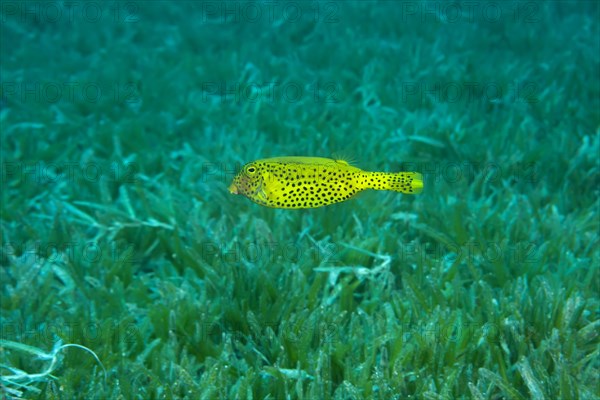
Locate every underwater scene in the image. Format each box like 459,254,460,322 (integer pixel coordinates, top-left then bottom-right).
1,1,599,399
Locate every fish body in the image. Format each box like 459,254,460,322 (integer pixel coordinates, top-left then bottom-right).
228,156,423,209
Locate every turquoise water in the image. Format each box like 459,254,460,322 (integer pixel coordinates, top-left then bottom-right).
1,2,599,398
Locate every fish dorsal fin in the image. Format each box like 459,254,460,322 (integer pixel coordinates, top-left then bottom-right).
331,151,357,166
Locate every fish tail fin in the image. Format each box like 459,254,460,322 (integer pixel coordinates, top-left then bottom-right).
368,171,423,194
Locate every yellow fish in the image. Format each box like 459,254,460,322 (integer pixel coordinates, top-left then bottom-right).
228,157,423,209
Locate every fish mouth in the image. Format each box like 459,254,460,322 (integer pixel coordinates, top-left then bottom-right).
228,183,238,194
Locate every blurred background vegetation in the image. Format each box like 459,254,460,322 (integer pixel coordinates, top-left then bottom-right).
1,1,598,398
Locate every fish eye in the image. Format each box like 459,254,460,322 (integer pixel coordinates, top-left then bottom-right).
245,165,257,174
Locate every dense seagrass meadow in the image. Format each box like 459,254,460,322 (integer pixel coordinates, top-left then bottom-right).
1,1,599,399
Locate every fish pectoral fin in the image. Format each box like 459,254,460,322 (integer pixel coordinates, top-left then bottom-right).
256,188,268,202
260,171,285,196
252,183,269,204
